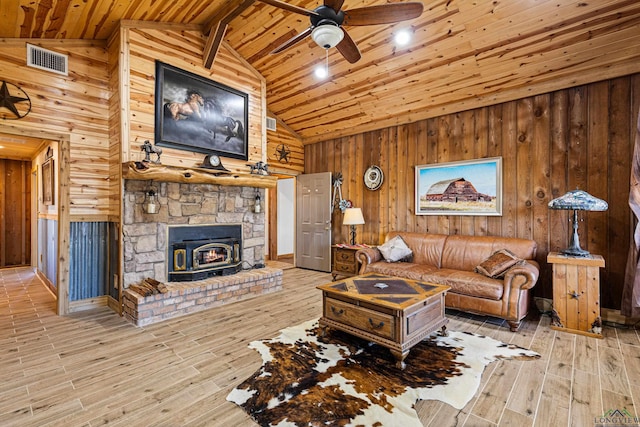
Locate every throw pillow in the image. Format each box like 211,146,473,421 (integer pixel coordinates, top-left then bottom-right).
475,249,522,278
378,235,413,263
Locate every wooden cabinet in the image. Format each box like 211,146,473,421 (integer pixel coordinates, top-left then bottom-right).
547,252,605,338
331,245,360,280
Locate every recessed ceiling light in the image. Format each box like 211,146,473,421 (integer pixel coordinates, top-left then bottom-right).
314,65,328,79
394,29,412,46
0,145,4,149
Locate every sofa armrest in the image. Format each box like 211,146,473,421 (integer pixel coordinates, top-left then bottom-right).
501,261,539,321
503,261,539,291
356,247,382,275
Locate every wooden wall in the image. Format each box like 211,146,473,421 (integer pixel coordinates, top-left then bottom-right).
266,114,304,176
0,159,31,267
305,73,640,310
0,39,112,218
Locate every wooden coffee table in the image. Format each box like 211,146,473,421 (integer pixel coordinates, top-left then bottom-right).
317,273,449,369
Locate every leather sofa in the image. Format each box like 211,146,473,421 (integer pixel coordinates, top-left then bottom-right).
356,231,539,331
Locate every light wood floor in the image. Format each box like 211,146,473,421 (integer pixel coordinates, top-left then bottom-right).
1,266,639,427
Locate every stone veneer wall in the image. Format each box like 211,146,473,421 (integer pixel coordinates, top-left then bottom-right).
122,180,265,287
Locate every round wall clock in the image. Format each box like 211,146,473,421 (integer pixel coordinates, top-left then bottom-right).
364,165,384,190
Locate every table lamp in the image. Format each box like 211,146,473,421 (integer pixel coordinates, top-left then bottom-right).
343,208,365,245
548,189,608,257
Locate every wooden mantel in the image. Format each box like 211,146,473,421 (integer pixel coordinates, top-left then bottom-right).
122,162,277,188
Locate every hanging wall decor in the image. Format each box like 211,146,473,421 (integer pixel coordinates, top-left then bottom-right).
0,80,32,120
364,165,384,190
42,159,54,206
415,157,502,216
274,144,291,164
331,172,351,212
154,61,249,160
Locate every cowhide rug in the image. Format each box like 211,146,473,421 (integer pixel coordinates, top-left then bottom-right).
227,319,539,427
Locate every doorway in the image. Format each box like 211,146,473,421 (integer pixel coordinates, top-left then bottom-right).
0,129,70,315
0,159,31,267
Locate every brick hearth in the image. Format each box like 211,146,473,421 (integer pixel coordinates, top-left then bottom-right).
123,267,282,326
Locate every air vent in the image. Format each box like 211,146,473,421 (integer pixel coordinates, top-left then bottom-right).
27,44,68,76
266,116,277,131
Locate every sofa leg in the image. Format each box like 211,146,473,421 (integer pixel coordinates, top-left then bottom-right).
507,321,520,332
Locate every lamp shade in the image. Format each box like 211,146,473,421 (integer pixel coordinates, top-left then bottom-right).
343,208,365,225
548,189,608,211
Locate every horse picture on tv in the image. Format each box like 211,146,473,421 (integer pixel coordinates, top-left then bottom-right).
154,61,249,160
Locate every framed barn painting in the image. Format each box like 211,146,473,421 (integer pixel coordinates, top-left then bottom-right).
415,157,502,216
154,61,249,160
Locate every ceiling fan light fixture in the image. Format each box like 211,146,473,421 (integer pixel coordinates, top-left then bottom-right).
311,24,344,49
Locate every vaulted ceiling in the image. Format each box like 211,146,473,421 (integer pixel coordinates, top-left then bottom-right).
3,0,640,144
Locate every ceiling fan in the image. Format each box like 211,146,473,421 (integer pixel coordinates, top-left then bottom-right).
258,0,424,63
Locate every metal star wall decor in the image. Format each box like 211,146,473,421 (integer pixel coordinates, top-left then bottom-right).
275,144,291,164
0,80,31,120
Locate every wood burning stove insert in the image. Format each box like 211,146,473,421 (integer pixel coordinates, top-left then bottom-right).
168,224,242,282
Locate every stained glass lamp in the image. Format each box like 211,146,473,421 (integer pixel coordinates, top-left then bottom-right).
548,189,608,257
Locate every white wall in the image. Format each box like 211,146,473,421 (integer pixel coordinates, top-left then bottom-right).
277,178,295,256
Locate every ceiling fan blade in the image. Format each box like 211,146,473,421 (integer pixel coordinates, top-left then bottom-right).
324,0,345,13
271,27,313,54
257,0,319,16
336,29,361,64
343,3,424,26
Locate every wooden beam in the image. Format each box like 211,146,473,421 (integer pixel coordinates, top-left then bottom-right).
122,162,278,188
202,0,255,69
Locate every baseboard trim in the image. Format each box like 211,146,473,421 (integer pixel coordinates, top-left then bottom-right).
36,269,57,297
69,296,108,313
601,308,640,326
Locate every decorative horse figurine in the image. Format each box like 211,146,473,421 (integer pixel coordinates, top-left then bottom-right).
164,90,204,121
248,161,269,175
141,140,162,164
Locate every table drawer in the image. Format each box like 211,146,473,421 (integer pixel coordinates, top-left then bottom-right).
335,249,356,263
324,297,395,340
333,262,358,274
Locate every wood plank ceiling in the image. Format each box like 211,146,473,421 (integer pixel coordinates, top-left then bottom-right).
3,0,640,144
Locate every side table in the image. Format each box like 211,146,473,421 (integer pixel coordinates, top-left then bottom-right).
547,252,605,338
331,245,361,281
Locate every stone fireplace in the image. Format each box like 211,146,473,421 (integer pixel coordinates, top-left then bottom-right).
122,180,265,287
120,169,281,326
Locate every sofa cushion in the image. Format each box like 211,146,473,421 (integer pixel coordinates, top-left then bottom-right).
475,249,522,278
386,232,448,267
441,235,537,271
378,235,413,262
365,263,503,300
421,269,504,300
366,262,439,281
